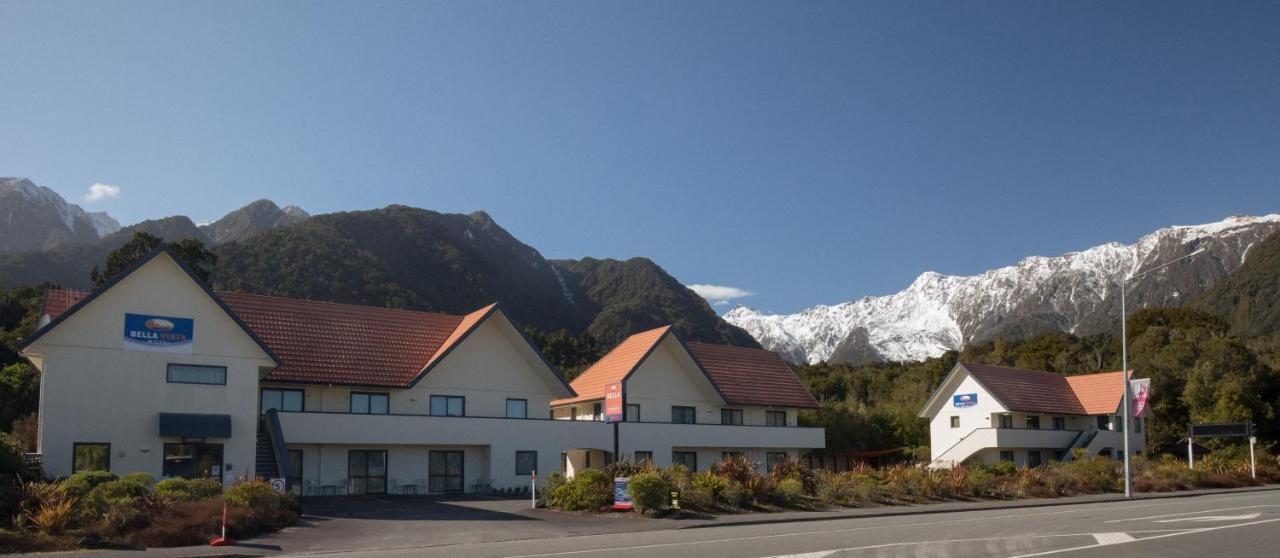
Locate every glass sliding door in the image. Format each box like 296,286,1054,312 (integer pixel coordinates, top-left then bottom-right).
348,450,387,495
163,443,224,479
429,450,464,493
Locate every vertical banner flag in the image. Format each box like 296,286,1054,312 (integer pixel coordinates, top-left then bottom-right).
604,382,624,423
123,313,194,353
1129,378,1151,417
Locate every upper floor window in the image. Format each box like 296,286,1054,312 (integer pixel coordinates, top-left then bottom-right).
1026,416,1041,430
430,395,465,417
625,404,641,422
1052,417,1066,430
506,398,528,419
593,402,603,421
671,406,696,424
720,409,743,426
167,364,226,385
1135,417,1142,433
261,388,304,415
998,414,1013,429
950,416,960,428
1097,415,1111,430
766,410,787,427
350,392,389,415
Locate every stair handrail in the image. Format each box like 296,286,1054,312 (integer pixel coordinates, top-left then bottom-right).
929,427,995,467
263,409,291,488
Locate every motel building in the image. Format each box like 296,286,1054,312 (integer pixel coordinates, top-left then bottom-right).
918,363,1150,468
18,249,824,494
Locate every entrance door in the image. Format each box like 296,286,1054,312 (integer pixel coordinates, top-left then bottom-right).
429,450,464,493
348,450,387,495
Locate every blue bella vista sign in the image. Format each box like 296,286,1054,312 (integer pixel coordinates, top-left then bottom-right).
124,313,194,353
953,393,978,408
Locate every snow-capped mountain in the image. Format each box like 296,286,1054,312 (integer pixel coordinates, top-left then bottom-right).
0,177,122,254
726,215,1280,364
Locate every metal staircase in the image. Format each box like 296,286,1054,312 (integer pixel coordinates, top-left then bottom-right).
254,410,290,484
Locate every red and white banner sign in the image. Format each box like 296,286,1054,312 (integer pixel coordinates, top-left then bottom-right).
1129,378,1151,417
604,382,624,423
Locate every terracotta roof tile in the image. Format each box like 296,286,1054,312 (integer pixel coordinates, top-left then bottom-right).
962,363,1127,416
685,342,821,409
40,289,88,321
552,326,669,406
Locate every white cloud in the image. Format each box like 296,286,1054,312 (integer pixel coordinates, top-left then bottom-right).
687,284,757,306
83,182,121,203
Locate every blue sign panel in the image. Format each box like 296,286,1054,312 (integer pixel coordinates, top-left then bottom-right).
124,313,194,353
612,478,632,510
953,393,978,408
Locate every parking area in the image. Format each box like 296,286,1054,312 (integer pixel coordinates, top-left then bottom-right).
247,495,670,554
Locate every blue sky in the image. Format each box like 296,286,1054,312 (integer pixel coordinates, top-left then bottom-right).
3,1,1278,314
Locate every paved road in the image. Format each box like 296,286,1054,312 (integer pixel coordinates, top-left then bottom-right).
312,489,1280,558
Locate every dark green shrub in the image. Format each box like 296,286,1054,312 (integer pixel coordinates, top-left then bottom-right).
551,469,611,511
626,472,670,513
57,471,116,501
119,472,154,487
0,433,33,479
539,472,566,507
771,477,806,506
691,470,727,499
80,476,152,520
155,478,223,501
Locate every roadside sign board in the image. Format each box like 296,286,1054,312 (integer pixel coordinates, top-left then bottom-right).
269,478,286,495
670,490,681,510
604,382,624,423
1189,422,1251,438
612,478,632,510
953,393,977,408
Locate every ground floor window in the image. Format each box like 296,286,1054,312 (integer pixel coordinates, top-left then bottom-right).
73,443,110,473
999,450,1015,463
721,451,744,462
515,451,537,476
672,451,697,470
163,443,224,479
767,452,788,472
1027,450,1042,468
429,450,464,493
634,451,653,464
348,450,387,495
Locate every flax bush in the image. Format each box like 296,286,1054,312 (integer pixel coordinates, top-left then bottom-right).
626,472,671,513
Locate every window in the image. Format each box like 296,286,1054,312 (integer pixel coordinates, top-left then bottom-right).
593,402,603,421
261,388,304,414
350,392,389,415
506,399,528,419
999,451,1015,463
286,450,303,490
570,408,578,421
1135,417,1142,433
515,451,537,475
430,395,465,417
950,416,960,428
671,406,696,424
634,451,653,464
721,409,743,426
1026,416,1041,430
73,443,110,473
767,452,788,472
1028,451,1042,468
348,450,387,494
998,414,1013,429
1097,415,1110,430
1052,417,1066,431
672,451,698,470
167,364,226,385
626,404,641,422
766,410,787,427
429,450,464,492
163,443,224,479
1114,415,1124,432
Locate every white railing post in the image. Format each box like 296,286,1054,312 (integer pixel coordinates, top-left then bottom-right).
531,470,537,509
1187,437,1194,470
1249,437,1257,480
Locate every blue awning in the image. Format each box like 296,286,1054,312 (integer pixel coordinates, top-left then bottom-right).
158,413,232,438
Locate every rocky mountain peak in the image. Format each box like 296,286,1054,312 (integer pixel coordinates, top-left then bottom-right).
0,177,121,254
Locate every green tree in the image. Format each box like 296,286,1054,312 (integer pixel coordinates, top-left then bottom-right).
90,232,219,287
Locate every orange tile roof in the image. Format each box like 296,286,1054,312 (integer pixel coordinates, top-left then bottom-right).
1065,371,1129,415
552,326,670,406
962,363,1128,416
38,288,509,388
685,342,820,409
553,326,821,409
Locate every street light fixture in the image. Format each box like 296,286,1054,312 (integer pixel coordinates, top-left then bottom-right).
1119,246,1208,498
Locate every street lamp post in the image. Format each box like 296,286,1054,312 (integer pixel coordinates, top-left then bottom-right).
1118,246,1207,498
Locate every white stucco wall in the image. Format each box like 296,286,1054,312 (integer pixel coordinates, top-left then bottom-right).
23,254,275,482
927,372,1006,461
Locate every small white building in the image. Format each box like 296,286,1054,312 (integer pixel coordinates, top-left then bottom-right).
19,249,824,494
918,363,1148,468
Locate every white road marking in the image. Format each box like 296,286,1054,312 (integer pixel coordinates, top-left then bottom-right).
1104,504,1274,523
1007,517,1280,558
1155,512,1262,523
1091,532,1135,545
